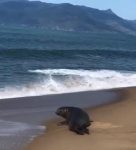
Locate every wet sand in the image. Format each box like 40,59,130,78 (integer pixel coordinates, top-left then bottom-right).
0,89,118,150
26,87,136,150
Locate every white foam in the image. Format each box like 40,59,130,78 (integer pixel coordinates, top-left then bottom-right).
0,69,136,99
0,120,45,136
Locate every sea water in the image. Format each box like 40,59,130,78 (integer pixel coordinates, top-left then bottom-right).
0,27,136,99
0,26,136,150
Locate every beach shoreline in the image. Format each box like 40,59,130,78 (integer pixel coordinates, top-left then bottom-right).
0,87,135,150
25,87,136,150
0,87,121,150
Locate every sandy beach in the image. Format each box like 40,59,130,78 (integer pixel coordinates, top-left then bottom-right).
26,87,136,150
0,88,117,150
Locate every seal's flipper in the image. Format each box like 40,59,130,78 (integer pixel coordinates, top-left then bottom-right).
75,128,85,135
57,120,67,126
84,128,90,134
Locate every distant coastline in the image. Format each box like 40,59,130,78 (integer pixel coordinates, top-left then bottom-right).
0,0,136,35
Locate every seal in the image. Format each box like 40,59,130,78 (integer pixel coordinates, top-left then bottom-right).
56,106,93,135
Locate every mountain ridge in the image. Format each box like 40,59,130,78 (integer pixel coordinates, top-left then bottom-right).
0,0,136,35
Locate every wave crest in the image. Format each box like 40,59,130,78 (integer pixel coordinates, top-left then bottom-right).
0,69,136,99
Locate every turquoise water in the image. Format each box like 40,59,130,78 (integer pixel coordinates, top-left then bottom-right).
0,26,136,98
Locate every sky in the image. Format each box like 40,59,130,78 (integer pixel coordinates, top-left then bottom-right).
30,0,136,20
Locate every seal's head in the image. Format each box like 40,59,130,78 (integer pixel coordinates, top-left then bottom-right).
56,107,69,118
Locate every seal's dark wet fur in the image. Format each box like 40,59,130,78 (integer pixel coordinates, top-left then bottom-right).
56,106,93,135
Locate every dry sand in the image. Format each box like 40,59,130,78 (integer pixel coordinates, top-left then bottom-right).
26,88,136,150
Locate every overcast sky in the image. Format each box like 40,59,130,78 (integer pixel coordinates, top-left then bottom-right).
30,0,136,20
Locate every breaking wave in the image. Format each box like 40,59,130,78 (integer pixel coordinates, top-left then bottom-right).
0,69,136,99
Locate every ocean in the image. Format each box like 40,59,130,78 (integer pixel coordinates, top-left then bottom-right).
0,26,136,99
0,26,136,150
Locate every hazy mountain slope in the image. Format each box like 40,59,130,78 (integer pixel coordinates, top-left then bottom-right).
0,0,136,35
